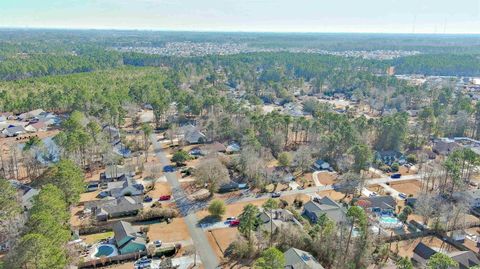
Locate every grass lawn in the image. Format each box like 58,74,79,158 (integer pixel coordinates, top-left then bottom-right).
82,231,114,245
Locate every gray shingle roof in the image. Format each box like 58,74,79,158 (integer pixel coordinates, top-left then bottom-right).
284,248,324,269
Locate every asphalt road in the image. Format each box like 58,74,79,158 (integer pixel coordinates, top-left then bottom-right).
150,135,219,269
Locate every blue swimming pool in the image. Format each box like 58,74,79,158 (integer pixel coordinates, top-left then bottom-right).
379,216,398,224
95,245,115,257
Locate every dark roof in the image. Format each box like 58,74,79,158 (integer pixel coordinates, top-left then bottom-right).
413,242,437,260
85,196,143,216
304,197,347,224
451,251,480,269
364,196,396,210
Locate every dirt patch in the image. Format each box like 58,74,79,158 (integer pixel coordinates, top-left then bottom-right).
147,218,191,243
390,180,422,196
146,182,172,198
206,228,240,259
318,190,351,202
367,184,387,195
316,171,338,185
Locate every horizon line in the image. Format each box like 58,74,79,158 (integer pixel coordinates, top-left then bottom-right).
1,26,480,35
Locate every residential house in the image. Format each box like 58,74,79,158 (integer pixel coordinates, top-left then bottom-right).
202,142,226,154
106,177,144,198
375,150,405,165
258,209,302,233
178,124,207,144
9,180,39,210
112,221,146,255
412,242,480,268
218,181,248,193
358,195,397,215
2,125,27,137
28,122,48,132
103,125,121,143
18,109,45,121
303,197,347,224
84,196,143,221
433,138,461,156
284,247,325,269
463,189,480,209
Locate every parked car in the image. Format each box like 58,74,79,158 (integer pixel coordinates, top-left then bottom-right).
159,195,171,201
271,192,281,198
134,257,152,269
470,181,479,187
163,165,176,172
391,173,402,179
97,191,109,199
153,240,162,247
86,183,99,192
369,192,378,197
143,196,153,202
229,219,240,226
398,193,407,199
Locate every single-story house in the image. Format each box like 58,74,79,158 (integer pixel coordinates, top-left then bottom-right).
218,181,248,193
84,196,143,221
2,125,27,137
107,177,144,198
303,197,347,224
258,209,302,232
103,125,121,143
29,122,48,132
112,221,146,255
202,142,226,154
9,180,39,210
359,195,396,214
375,150,405,165
412,242,480,268
179,124,206,144
284,247,324,269
463,189,480,208
433,138,461,156
18,109,45,121
107,177,145,197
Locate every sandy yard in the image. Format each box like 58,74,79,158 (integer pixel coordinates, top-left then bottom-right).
389,180,422,196
145,182,172,198
79,190,101,203
391,236,459,258
206,228,240,259
316,171,338,185
367,184,387,195
318,190,351,202
147,218,191,243
70,205,89,227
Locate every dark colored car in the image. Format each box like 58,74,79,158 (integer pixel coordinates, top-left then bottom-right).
163,165,176,173
391,173,402,179
143,196,153,202
229,219,240,226
271,192,281,198
159,195,171,201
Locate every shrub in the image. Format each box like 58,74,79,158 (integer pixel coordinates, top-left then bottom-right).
138,208,178,221
391,162,400,172
208,199,226,218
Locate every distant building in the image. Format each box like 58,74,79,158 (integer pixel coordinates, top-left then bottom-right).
106,177,144,198
258,209,302,232
433,138,461,156
179,124,206,144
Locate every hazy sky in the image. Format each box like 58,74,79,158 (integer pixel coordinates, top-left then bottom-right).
1,0,479,33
